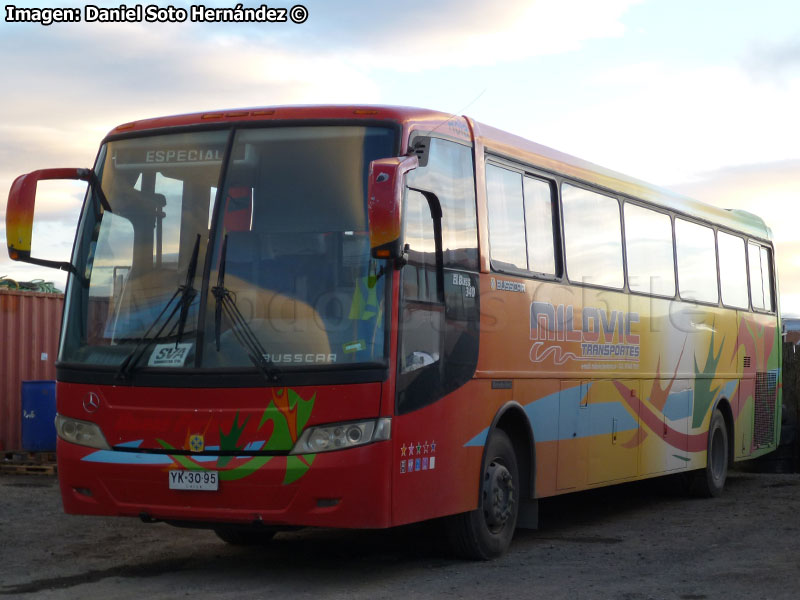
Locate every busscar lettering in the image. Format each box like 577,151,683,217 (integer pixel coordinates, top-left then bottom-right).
492,277,526,293
5,5,81,26
263,353,337,364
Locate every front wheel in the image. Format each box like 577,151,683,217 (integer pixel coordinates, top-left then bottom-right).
445,429,519,560
690,409,729,498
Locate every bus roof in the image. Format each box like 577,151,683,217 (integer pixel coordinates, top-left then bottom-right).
470,118,773,241
107,105,772,242
107,105,457,138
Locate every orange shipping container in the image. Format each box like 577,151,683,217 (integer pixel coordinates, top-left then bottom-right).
0,289,63,450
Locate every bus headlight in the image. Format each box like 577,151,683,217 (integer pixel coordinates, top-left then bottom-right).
290,418,391,454
55,414,111,450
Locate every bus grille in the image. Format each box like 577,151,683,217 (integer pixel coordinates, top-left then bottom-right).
753,371,778,449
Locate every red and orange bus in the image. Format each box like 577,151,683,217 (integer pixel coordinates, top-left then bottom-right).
6,106,781,558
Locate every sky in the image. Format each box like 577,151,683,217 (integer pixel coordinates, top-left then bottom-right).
1,0,799,313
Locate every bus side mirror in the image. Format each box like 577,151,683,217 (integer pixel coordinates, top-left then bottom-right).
6,168,91,275
367,155,418,260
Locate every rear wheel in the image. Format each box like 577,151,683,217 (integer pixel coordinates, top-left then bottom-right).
690,409,729,498
445,429,519,560
214,527,276,546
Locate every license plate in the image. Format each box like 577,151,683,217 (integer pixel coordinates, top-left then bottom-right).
168,470,219,491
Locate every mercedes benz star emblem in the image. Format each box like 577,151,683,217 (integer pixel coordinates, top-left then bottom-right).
83,392,101,413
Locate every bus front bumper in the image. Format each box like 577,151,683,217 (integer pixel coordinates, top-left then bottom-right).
57,437,393,530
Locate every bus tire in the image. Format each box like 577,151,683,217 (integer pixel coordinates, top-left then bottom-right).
445,429,519,560
214,527,276,546
690,409,729,498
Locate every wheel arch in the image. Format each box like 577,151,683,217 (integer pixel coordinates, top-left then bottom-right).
714,396,735,466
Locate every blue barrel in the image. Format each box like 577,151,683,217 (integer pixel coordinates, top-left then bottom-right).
21,381,56,452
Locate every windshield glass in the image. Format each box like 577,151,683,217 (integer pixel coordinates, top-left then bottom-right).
60,125,395,373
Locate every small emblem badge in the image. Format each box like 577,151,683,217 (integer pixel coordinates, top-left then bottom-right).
82,392,100,414
188,434,205,453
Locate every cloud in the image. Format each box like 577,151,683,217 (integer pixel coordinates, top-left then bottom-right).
742,35,800,84
0,11,383,284
671,159,800,241
528,61,800,185
0,22,380,124
303,0,641,70
0,0,641,255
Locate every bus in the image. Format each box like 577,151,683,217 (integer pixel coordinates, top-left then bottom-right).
6,106,781,559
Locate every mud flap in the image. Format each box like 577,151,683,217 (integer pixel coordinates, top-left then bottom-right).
517,498,538,529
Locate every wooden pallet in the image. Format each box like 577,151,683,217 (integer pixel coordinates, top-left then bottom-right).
2,451,56,463
0,451,57,476
0,462,56,476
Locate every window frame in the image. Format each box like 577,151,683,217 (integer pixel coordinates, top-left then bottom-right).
673,217,720,306
483,155,563,283
407,132,479,273
561,181,625,291
717,229,750,310
622,200,677,300
747,240,776,314
485,162,528,272
480,150,777,316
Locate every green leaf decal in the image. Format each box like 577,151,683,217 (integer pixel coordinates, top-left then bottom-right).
219,456,274,481
260,400,293,450
154,388,318,485
289,389,315,435
218,413,249,468
284,454,316,485
692,327,724,429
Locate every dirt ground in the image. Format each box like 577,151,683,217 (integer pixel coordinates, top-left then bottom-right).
1,469,799,599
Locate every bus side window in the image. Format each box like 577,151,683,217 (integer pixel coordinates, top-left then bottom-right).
562,184,624,289
398,135,479,414
400,190,443,373
675,219,718,304
486,164,526,271
523,176,559,277
407,137,478,271
718,231,748,309
749,242,774,312
624,203,675,297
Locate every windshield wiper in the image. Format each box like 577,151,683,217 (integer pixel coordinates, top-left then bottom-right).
88,170,112,213
212,234,280,383
175,235,201,344
115,235,201,381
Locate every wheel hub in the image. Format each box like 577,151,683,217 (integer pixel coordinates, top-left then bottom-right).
483,460,515,531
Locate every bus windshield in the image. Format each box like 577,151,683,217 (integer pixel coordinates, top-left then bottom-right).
60,125,396,374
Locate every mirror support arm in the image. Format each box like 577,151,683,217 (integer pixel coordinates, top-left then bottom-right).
408,187,445,304
6,167,92,287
